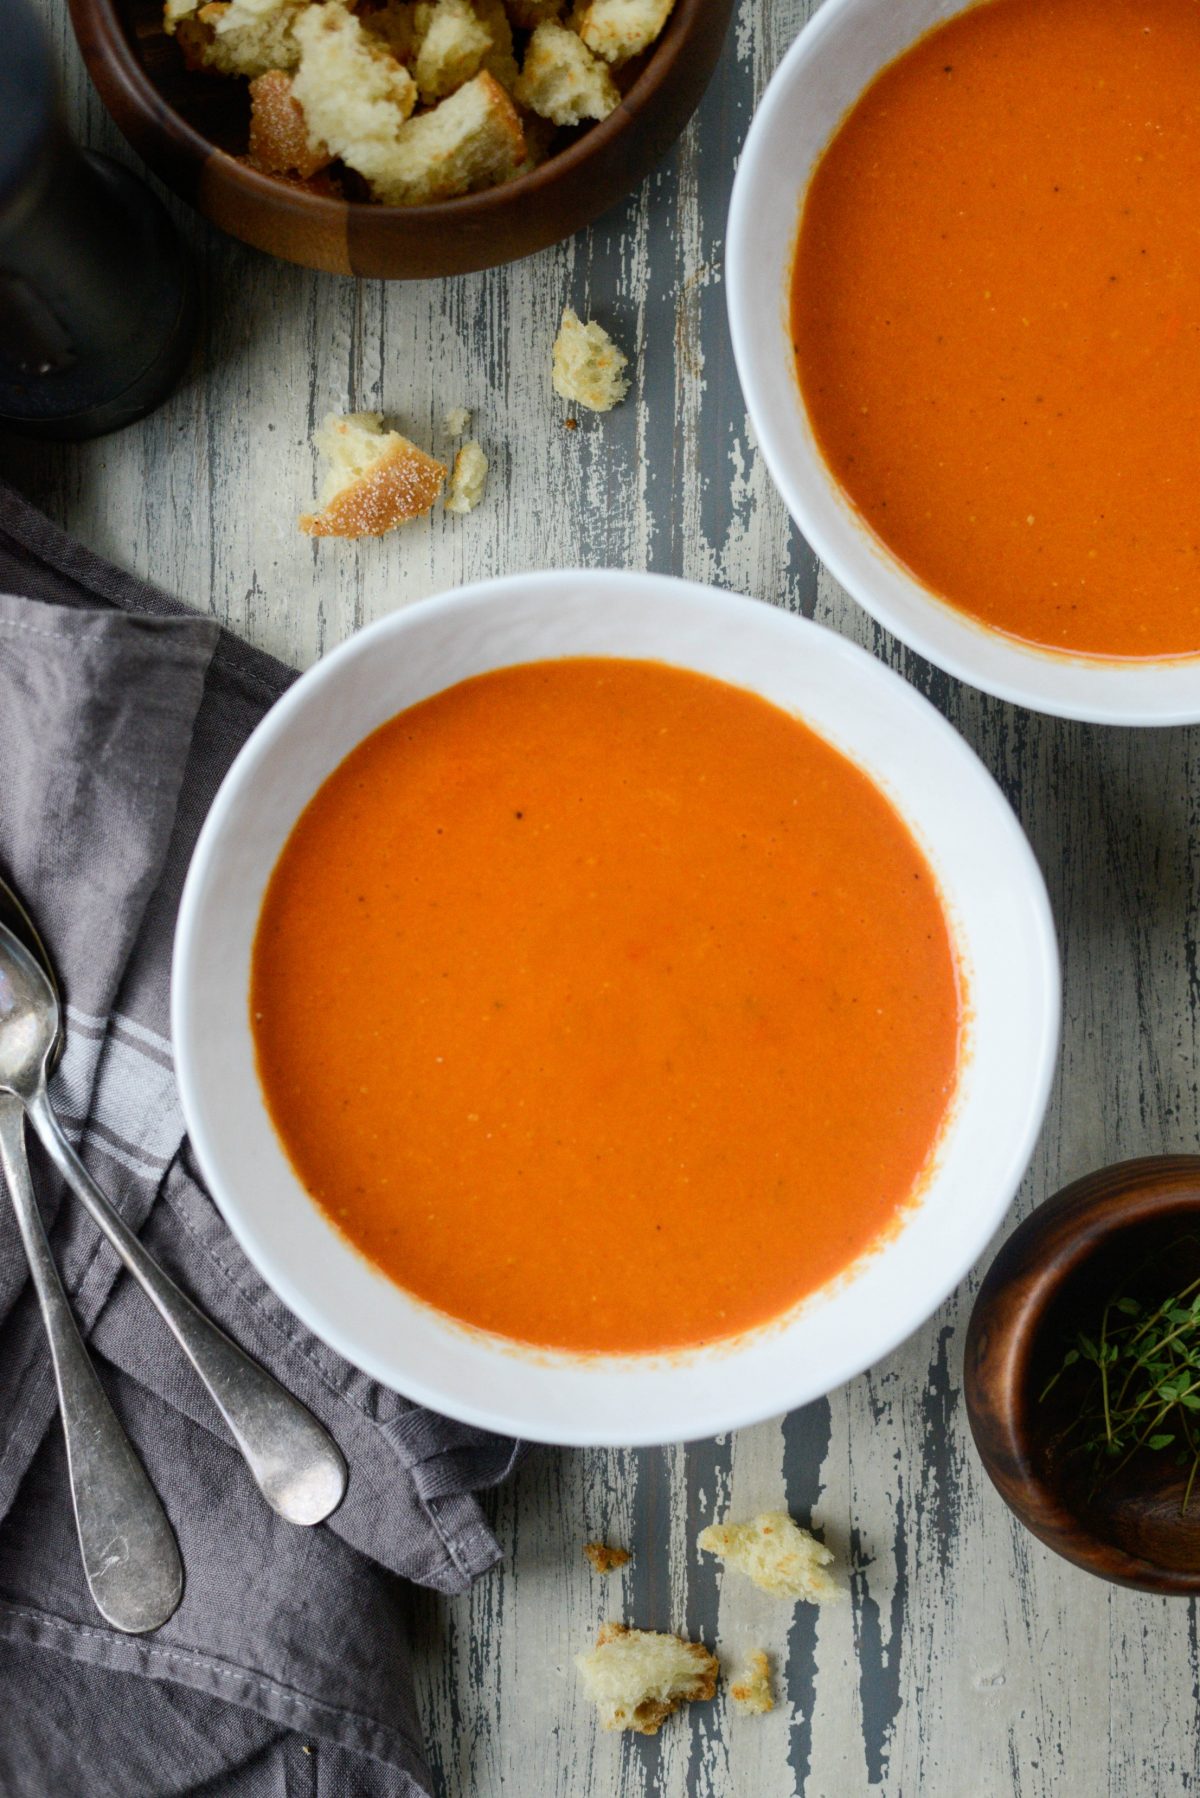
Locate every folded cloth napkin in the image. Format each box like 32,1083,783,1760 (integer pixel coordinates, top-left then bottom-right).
0,483,524,1798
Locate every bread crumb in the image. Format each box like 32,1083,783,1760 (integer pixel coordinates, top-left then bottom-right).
564,415,579,430
583,1541,630,1574
574,0,675,64
576,1623,717,1735
300,413,445,539
443,406,472,436
729,1650,774,1717
697,1512,844,1604
444,440,489,513
515,21,618,126
552,307,630,412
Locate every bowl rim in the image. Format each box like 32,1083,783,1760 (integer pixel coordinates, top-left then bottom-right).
965,1155,1200,1592
172,569,1061,1446
72,0,719,224
725,0,1200,727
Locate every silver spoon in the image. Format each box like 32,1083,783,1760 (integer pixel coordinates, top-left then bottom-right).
0,868,181,1632
0,917,347,1528
0,1092,184,1632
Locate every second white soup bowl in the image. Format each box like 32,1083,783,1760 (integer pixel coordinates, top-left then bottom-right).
726,0,1200,726
173,571,1059,1446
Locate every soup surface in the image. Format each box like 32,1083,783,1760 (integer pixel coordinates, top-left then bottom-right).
251,659,961,1353
792,0,1200,658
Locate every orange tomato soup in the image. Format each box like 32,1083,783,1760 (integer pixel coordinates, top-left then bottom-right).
791,0,1200,658
251,659,961,1353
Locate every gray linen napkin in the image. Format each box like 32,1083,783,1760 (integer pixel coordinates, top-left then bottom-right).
0,482,524,1797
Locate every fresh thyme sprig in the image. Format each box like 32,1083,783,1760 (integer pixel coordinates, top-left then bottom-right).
1040,1258,1200,1513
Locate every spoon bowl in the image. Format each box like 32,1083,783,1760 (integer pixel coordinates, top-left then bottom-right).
0,867,61,1073
0,913,347,1527
0,911,58,1096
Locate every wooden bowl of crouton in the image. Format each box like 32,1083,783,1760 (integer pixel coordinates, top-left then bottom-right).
67,0,734,278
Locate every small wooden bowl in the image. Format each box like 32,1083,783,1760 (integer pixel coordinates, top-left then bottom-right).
965,1157,1200,1593
67,0,733,277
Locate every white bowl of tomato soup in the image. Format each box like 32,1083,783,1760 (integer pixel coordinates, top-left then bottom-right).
173,571,1059,1446
728,0,1200,725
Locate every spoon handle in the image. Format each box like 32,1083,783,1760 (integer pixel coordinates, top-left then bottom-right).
0,1096,183,1633
24,1087,347,1528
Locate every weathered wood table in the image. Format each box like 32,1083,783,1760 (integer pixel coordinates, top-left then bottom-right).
12,1,1200,1791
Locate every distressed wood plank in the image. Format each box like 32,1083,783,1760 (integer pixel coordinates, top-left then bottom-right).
10,0,1200,1792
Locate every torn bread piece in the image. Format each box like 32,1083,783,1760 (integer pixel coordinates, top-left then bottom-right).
368,71,526,204
443,406,472,436
163,0,200,30
248,70,331,179
515,20,619,126
300,413,446,539
183,0,306,77
513,106,557,173
552,307,630,411
473,0,520,90
361,0,423,62
574,0,675,64
415,0,493,102
576,1624,717,1735
583,1541,631,1574
444,441,489,513
292,3,418,192
698,1512,844,1604
729,1651,774,1717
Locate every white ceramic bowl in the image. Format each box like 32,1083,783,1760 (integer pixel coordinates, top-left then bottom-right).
173,571,1059,1446
726,0,1200,727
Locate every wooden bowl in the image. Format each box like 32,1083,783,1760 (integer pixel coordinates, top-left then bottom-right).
965,1157,1200,1593
67,0,733,277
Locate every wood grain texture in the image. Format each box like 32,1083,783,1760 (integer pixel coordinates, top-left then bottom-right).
9,0,1200,1790
966,1157,1200,1594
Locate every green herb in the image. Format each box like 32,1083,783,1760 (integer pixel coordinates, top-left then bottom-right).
1040,1259,1200,1512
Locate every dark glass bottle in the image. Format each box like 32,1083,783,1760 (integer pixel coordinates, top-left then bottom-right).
0,0,196,439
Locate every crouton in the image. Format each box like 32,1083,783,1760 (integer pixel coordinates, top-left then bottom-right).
361,0,422,62
172,12,214,68
191,0,305,76
552,307,630,411
300,413,446,539
247,70,331,179
444,441,489,513
697,1513,843,1604
507,0,564,23
576,1624,717,1735
474,0,520,90
583,1541,631,1574
162,0,199,32
292,3,419,195
414,0,493,101
368,71,526,204
574,0,674,64
443,406,472,436
513,107,557,174
515,20,618,126
729,1651,774,1717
